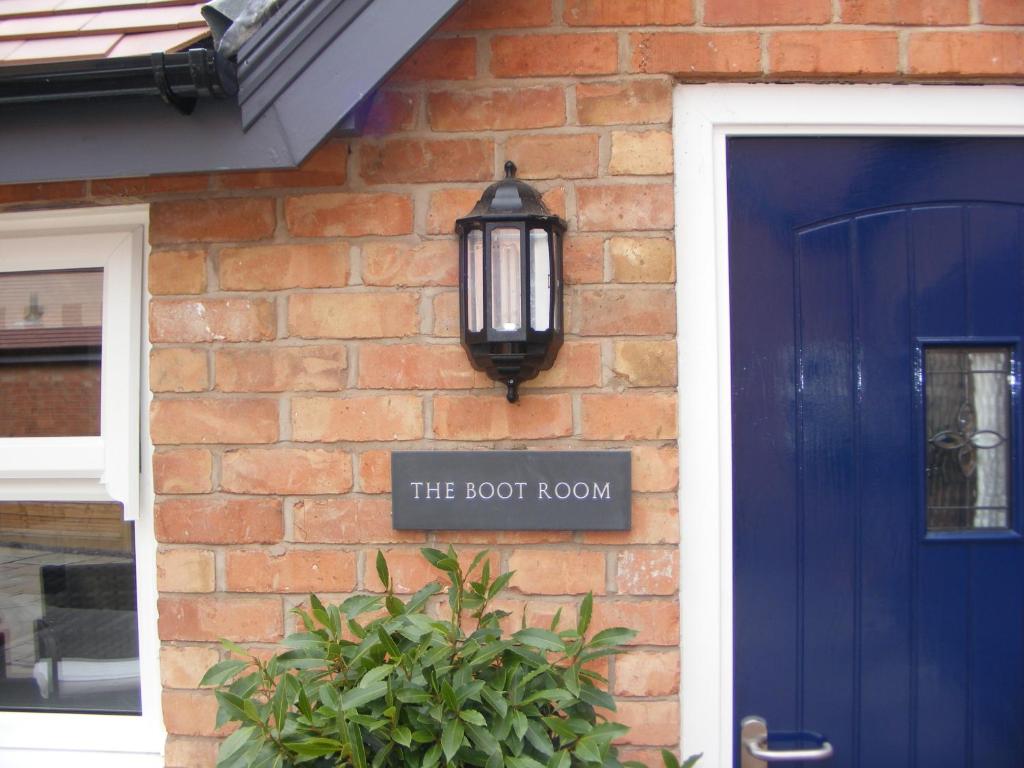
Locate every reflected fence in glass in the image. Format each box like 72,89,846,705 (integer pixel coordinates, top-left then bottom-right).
0,501,139,715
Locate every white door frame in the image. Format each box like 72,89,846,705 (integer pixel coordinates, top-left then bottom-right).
674,83,1024,767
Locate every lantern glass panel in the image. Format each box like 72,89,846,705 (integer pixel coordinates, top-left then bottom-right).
529,228,551,331
466,229,483,332
552,230,562,332
490,228,522,332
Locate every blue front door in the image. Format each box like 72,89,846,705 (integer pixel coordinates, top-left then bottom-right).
729,138,1024,767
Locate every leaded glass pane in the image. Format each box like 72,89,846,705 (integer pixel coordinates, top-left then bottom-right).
925,346,1012,531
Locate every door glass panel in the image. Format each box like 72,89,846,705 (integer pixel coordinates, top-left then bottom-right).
0,269,102,437
0,501,139,715
925,346,1012,531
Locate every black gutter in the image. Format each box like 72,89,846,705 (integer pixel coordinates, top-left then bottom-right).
0,48,237,115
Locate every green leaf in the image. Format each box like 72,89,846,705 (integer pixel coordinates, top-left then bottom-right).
200,659,250,687
549,608,563,632
420,548,447,567
481,686,508,718
341,594,382,619
659,750,679,768
680,754,703,768
488,571,514,599
359,663,395,688
377,625,402,659
339,680,388,710
588,628,637,647
460,709,487,727
466,722,501,756
216,725,259,764
422,743,443,768
376,550,390,590
546,751,571,768
349,723,368,768
441,681,459,713
386,595,406,616
513,628,565,652
283,738,347,757
506,756,546,768
573,737,603,765
577,593,593,637
396,688,433,704
467,549,490,578
392,725,413,748
542,716,577,742
525,721,554,756
442,718,465,763
218,638,251,658
511,710,529,740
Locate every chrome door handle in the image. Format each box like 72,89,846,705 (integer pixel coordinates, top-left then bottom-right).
741,716,833,767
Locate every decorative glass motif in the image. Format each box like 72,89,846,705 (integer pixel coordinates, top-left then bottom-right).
925,346,1012,531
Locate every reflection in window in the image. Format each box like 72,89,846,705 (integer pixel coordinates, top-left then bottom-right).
0,269,102,437
925,346,1012,531
0,502,139,715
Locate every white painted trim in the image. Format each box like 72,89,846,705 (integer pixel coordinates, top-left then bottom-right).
0,205,162,762
673,83,1024,767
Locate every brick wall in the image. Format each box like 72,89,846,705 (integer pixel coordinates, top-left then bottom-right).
1,1,1023,765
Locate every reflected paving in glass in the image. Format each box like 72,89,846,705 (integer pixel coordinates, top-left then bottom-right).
0,502,139,715
925,346,1012,531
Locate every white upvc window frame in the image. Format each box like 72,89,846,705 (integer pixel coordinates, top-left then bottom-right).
674,83,1024,768
0,205,162,766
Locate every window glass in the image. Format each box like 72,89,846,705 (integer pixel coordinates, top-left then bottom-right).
925,346,1012,531
0,501,138,715
0,269,102,437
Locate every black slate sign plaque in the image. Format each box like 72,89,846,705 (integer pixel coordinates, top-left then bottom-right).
391,451,630,531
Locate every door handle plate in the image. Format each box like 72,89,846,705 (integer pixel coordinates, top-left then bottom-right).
741,716,833,767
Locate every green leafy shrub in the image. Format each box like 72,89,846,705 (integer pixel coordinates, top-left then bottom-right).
202,546,700,768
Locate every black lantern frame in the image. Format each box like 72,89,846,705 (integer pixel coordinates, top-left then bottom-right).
456,161,566,403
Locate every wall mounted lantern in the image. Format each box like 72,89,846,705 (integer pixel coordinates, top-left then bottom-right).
456,161,566,403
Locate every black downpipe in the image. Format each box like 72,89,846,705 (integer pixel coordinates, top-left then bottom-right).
0,48,238,114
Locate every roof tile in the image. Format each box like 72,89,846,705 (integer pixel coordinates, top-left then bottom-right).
0,11,95,40
0,0,63,21
80,3,204,33
105,24,203,55
2,31,118,62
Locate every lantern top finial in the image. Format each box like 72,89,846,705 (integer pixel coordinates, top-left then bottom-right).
458,159,560,222
504,160,517,179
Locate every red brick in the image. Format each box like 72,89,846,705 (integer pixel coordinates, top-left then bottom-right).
285,192,413,237
293,498,424,543
359,138,494,184
356,450,392,493
157,548,215,593
287,293,419,339
609,236,674,282
149,248,206,295
165,737,219,768
215,346,348,392
150,299,276,343
433,394,572,440
705,0,831,24
769,31,900,76
616,548,678,595
427,188,481,234
577,79,673,126
609,131,673,177
391,38,476,81
292,395,424,441
842,0,968,24
156,497,283,544
433,291,460,337
908,32,1024,76
361,240,457,287
358,344,489,389
631,446,679,493
150,348,207,393
981,0,1024,23
92,174,208,197
525,341,603,389
584,495,679,544
364,90,418,134
614,650,680,696
508,550,606,595
429,86,565,132
506,134,600,179
577,184,673,231
491,33,619,77
565,0,694,25
226,549,357,593
582,393,676,440
150,199,275,244
590,599,678,645
160,645,220,689
154,448,213,494
630,32,761,76
542,186,566,218
578,288,675,336
162,690,222,737
0,181,84,205
219,243,349,290
563,235,605,284
221,448,353,494
214,141,348,190
614,700,679,746
158,596,283,642
612,339,677,386
150,399,279,444
441,0,553,30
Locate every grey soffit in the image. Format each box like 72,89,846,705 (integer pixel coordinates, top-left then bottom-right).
0,0,460,185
